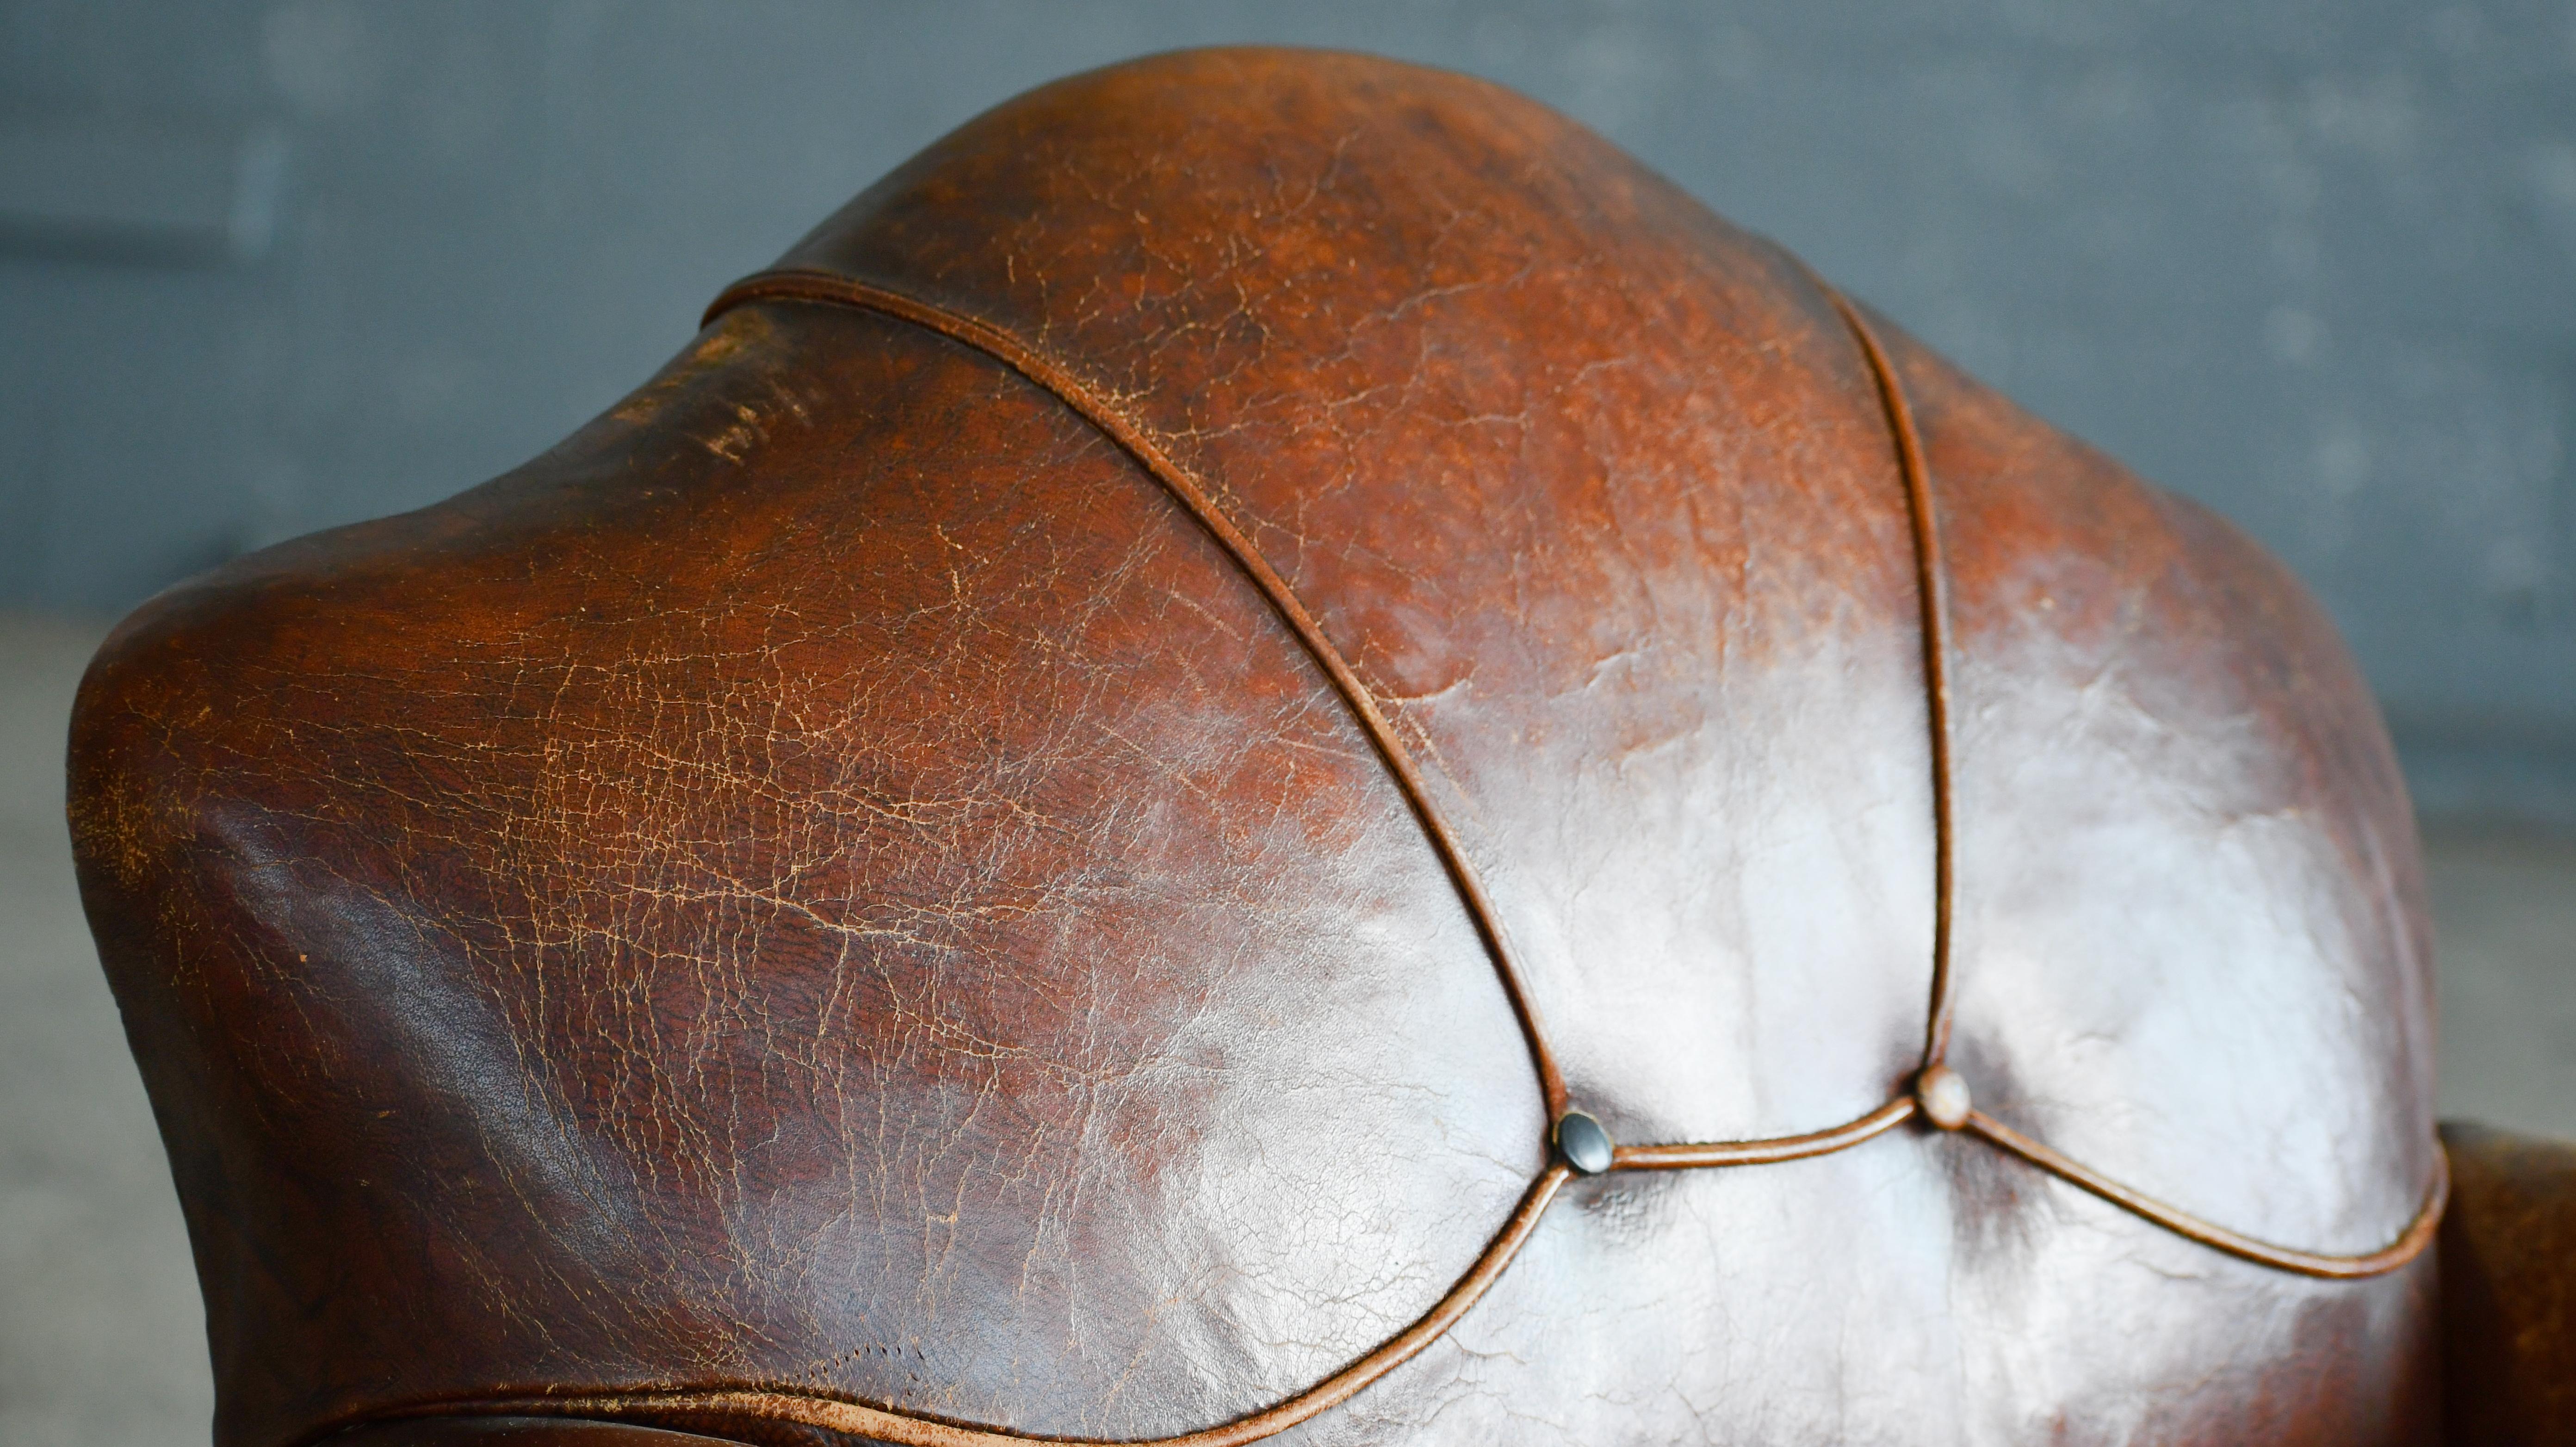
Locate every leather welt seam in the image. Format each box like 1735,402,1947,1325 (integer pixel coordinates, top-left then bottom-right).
1616,1100,2443,1277
335,1168,1571,1447
706,268,1569,1122
1613,1096,1917,1169
1789,268,2446,1280
1965,1109,2452,1279
322,1122,2441,1447
322,1132,2440,1445
1800,270,1961,1076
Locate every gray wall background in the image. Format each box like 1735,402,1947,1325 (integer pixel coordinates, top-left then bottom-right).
5,0,2574,821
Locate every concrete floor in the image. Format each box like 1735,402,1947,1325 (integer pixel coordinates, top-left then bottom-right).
0,617,211,1447
2,614,2571,1446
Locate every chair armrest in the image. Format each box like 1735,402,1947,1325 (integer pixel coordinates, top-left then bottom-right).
2442,1120,2576,1445
323,1418,734,1446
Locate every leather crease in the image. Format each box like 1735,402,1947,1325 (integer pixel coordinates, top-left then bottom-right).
364,268,2442,1447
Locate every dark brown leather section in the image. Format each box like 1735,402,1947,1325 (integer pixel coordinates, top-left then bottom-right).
71,46,2441,1447
2441,1121,2576,1445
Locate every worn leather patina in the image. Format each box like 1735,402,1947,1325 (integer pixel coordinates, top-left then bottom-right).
69,46,2503,1447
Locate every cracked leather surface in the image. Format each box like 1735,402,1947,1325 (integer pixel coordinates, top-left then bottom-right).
71,47,2438,1447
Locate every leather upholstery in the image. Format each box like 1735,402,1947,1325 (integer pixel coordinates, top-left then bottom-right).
330,1422,737,1447
71,47,2451,1447
2440,1122,2576,1446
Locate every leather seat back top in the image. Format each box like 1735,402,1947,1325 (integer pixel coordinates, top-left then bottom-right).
71,47,2443,1447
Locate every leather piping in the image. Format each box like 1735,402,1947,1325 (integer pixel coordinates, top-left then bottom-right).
1820,282,1962,1073
1612,1096,1917,1170
701,271,1569,1124
1968,1109,2452,1280
358,268,2450,1447
374,1168,1570,1447
1810,281,2448,1278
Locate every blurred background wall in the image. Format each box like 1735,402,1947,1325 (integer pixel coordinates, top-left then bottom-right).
6,0,2576,822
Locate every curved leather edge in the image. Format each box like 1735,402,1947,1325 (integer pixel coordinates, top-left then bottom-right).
2441,1119,2576,1445
325,1418,744,1445
1971,1109,2446,1278
346,1167,1570,1447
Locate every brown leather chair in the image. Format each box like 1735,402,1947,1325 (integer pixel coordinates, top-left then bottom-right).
66,47,2576,1447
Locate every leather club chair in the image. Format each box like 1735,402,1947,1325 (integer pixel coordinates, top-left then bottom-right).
66,47,2576,1447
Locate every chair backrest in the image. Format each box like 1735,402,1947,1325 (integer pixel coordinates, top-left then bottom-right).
70,47,2443,1447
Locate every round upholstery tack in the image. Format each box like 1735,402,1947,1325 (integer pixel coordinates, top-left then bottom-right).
1554,1111,1615,1175
1916,1065,1973,1131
